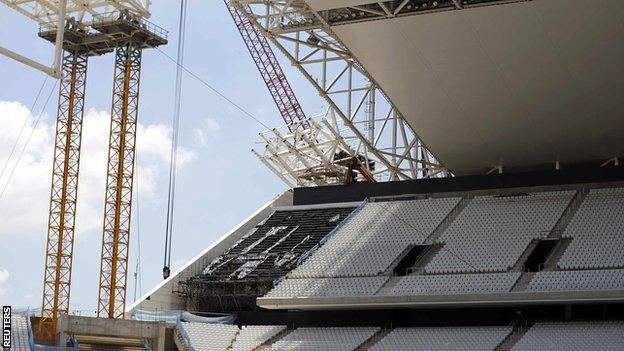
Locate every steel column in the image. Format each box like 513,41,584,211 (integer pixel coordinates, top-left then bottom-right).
97,40,142,319
40,50,88,340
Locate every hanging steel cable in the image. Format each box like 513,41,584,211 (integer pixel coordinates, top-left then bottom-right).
0,76,48,185
0,81,56,201
163,0,188,279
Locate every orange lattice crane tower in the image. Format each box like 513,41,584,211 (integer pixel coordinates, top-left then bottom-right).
96,34,143,319
40,21,90,341
35,11,167,340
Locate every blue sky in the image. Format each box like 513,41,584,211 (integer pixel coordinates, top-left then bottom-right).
0,1,326,313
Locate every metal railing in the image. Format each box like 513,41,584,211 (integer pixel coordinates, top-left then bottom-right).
39,13,168,40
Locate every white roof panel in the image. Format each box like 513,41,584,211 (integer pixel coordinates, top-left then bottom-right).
323,0,624,174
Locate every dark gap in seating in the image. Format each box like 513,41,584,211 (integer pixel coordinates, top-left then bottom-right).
524,239,558,272
394,244,433,276
495,193,531,198
234,304,624,328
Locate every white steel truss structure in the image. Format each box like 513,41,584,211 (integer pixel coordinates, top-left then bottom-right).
288,1,528,27
234,0,448,182
0,0,150,77
0,0,149,24
254,108,383,187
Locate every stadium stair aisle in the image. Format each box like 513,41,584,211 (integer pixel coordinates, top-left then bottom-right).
493,325,532,351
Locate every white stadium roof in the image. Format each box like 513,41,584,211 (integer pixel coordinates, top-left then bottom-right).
307,0,624,174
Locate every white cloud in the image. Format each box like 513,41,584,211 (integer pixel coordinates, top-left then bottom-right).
204,118,220,132
0,269,8,296
193,117,221,147
0,101,197,237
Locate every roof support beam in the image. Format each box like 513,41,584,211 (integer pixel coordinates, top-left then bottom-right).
234,0,448,181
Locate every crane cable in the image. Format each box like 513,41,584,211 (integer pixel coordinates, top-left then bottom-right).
0,76,48,187
0,80,56,201
133,152,143,302
163,0,188,279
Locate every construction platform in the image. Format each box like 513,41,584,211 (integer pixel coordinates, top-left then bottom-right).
38,13,168,56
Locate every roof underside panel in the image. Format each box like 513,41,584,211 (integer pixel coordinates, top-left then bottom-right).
307,0,373,10
319,0,624,174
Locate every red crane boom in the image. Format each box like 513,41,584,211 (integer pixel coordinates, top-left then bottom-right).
225,1,310,131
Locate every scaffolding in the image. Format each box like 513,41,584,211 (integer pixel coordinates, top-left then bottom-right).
253,108,380,187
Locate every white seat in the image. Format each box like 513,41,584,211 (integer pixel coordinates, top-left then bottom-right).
512,321,624,350
526,269,624,292
290,197,461,278
389,273,521,296
266,327,379,351
425,192,574,273
370,326,512,351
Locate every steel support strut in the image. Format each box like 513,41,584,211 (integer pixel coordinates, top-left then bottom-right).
40,50,88,340
234,1,448,181
97,40,142,318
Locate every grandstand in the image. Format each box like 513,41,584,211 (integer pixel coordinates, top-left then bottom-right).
128,166,624,350
252,182,624,309
179,203,357,312
9,314,32,351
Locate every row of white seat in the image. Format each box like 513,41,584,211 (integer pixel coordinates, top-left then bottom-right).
267,269,624,299
269,273,520,299
291,197,460,278
564,188,624,237
291,191,581,278
265,276,388,298
370,326,512,351
178,322,624,351
231,325,286,351
526,269,624,292
559,232,624,269
266,327,379,351
368,322,624,350
559,188,624,269
264,188,624,300
511,321,624,350
426,192,574,273
178,322,285,351
389,272,521,295
10,314,31,351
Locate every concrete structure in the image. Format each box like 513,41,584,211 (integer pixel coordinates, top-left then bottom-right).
56,314,166,351
256,289,624,310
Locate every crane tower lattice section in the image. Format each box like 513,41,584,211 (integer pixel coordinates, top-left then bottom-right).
40,50,88,340
97,40,142,319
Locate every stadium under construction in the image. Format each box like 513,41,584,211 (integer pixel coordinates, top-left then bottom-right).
2,0,624,350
